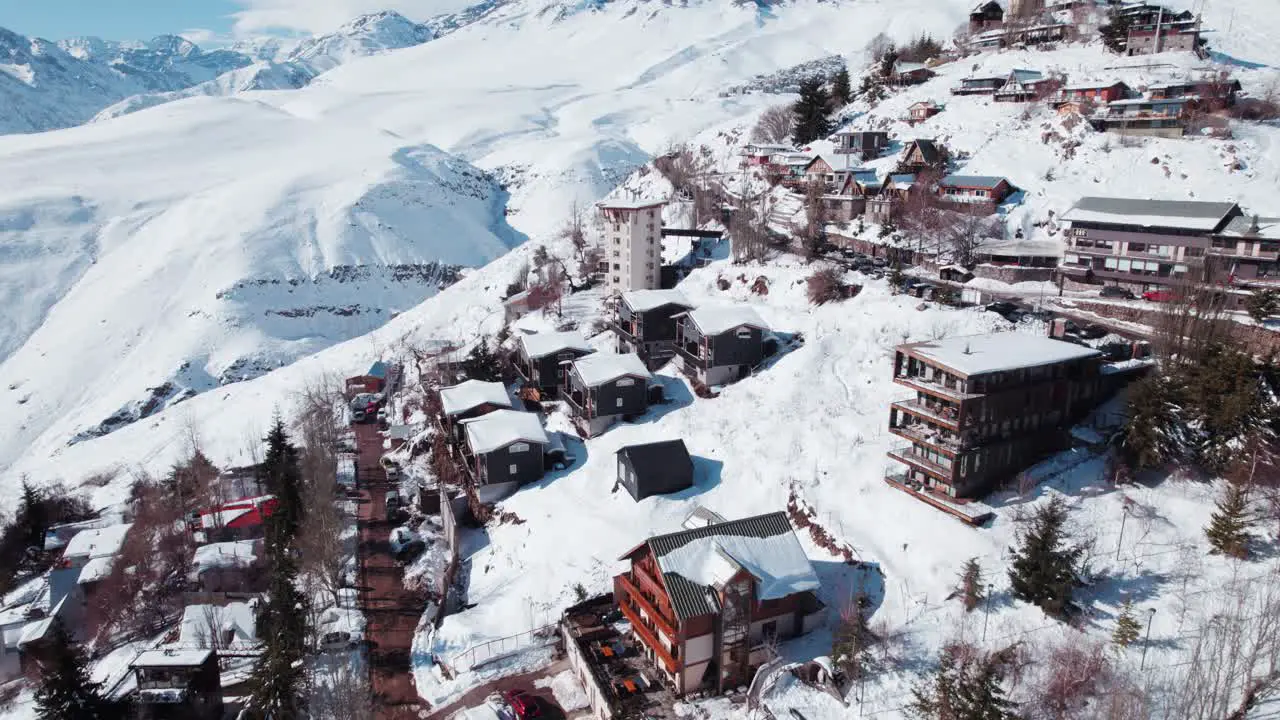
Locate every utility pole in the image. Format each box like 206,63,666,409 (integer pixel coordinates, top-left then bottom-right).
982,583,994,643
1140,608,1157,670
1116,505,1129,560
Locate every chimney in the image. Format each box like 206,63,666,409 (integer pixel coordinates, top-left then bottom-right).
1250,214,1261,235
963,342,972,355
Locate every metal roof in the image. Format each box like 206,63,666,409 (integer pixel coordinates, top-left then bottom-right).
1062,197,1240,232
618,440,693,487
644,511,798,621
940,174,1007,189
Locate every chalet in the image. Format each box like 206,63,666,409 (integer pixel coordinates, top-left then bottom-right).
1055,81,1131,106
908,100,943,123
1091,97,1190,138
438,379,513,443
936,175,1014,210
969,0,1004,33
1149,78,1241,109
968,28,1008,50
887,333,1104,506
613,512,824,696
14,567,87,673
194,496,277,543
62,522,131,571
772,153,813,180
951,75,1007,96
516,330,595,394
1120,4,1202,56
345,361,389,397
800,156,840,186
562,353,654,437
898,139,947,174
131,648,224,720
615,439,695,501
191,539,264,593
613,288,695,369
740,143,793,166
992,69,1047,102
459,409,550,500
868,174,917,223
823,169,881,222
178,602,257,650
888,60,933,86
832,130,891,159
675,305,771,387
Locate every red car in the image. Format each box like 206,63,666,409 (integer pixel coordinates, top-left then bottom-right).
504,691,541,719
1142,289,1175,302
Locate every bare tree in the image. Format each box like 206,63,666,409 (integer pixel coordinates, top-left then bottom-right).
942,209,1005,266
800,179,829,260
751,105,794,145
866,32,895,64
292,375,350,609
311,654,375,720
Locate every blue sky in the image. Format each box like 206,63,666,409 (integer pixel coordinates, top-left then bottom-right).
1,0,240,42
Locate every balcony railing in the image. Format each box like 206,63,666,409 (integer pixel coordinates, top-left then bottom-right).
894,375,978,401
890,423,961,453
675,342,708,370
561,387,591,418
614,576,678,674
615,573,678,641
888,445,956,482
892,399,961,429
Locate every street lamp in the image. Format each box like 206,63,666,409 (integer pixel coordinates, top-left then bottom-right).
982,584,995,643
1140,608,1157,670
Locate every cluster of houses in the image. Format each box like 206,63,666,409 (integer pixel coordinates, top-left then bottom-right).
964,0,1203,57
1053,76,1240,138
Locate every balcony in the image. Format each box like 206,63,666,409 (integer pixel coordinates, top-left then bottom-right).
890,422,961,453
615,573,678,641
893,374,979,401
609,320,642,343
675,341,708,370
888,445,956,483
614,576,678,674
561,387,591,418
891,399,961,430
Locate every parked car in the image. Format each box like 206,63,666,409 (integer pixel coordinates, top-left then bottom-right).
385,491,401,521
504,691,541,720
1142,289,1175,302
320,630,359,652
985,301,1021,317
872,257,888,268
352,407,367,423
1078,323,1109,340
1099,285,1135,300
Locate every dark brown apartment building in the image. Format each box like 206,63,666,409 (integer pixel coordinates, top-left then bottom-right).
887,332,1103,500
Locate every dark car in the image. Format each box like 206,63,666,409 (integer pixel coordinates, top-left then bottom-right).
985,301,1020,317
504,691,541,720
1078,323,1109,340
1099,285,1135,300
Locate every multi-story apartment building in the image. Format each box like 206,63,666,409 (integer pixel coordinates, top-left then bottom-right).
599,199,666,294
614,511,824,696
1060,197,1280,292
1120,4,1202,56
887,332,1103,500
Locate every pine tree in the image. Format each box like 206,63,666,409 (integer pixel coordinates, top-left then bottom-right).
1121,373,1186,470
35,620,119,720
19,480,47,549
248,553,309,719
1205,483,1254,559
956,558,984,612
1112,598,1142,649
955,654,1019,720
830,66,852,108
1098,7,1133,54
1246,289,1279,323
832,594,874,681
908,645,959,720
792,77,833,145
460,339,504,383
908,644,1018,720
261,418,303,544
857,72,887,105
1008,497,1082,619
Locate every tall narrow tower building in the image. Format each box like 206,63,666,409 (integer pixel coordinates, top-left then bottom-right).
598,199,666,293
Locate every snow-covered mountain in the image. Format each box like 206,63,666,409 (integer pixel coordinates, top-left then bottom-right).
1,11,436,133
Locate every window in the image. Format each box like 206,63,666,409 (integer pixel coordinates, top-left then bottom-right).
619,460,627,478
761,620,777,642
509,442,530,453
735,327,752,339
509,464,518,475
612,251,620,258
613,263,621,270
616,377,635,387
616,398,624,408
612,276,620,284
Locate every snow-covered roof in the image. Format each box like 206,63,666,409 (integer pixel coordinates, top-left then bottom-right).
132,648,214,668
893,60,930,74
683,305,769,336
889,174,917,189
77,555,116,584
597,198,666,210
179,602,257,648
902,332,1102,377
622,288,693,313
461,409,549,454
641,512,819,621
439,379,513,416
1007,69,1044,83
1063,80,1126,90
571,353,652,387
1219,215,1280,241
63,523,132,560
518,330,593,360
940,174,1007,189
1062,197,1240,231
192,540,260,574
1108,97,1190,107
200,506,254,529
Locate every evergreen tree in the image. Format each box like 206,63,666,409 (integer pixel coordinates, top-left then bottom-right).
1008,497,1082,619
249,553,309,719
956,558,984,612
1099,7,1133,54
830,66,852,108
1205,483,1254,559
792,77,833,145
908,644,1018,720
1246,289,1280,324
35,620,119,720
261,418,304,545
908,645,959,720
460,339,504,383
1188,345,1266,471
1112,598,1142,649
19,480,47,549
955,654,1019,720
1122,372,1187,470
857,72,888,105
831,594,874,681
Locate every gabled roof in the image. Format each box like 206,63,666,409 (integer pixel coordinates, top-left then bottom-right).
889,174,917,189
133,648,214,668
440,379,513,416
192,540,261,574
63,523,132,560
1217,214,1280,241
681,305,769,336
1062,197,1240,232
367,361,389,379
618,440,693,483
597,198,666,211
518,330,594,360
939,174,1008,189
893,60,931,75
904,139,942,164
570,353,652,387
834,129,888,138
1062,80,1128,91
1007,69,1044,84
622,288,693,314
461,409,549,454
910,100,940,108
803,155,835,171
971,0,1002,11
629,512,819,621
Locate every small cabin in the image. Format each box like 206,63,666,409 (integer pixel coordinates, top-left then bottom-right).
908,101,943,123
675,305,772,387
898,139,946,174
615,289,695,369
833,131,890,159
888,60,933,86
516,331,595,394
345,361,389,397
969,0,1004,33
615,440,695,501
438,379,513,442
459,409,550,501
131,648,224,720
936,175,1013,210
562,353,653,437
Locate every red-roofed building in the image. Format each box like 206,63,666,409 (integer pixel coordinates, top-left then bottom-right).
192,496,278,543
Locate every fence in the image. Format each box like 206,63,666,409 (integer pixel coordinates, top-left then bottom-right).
444,624,558,674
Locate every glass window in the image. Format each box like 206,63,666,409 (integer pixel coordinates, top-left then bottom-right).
509,464,518,475
509,442,529,453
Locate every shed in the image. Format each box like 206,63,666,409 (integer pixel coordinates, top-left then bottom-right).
615,440,695,501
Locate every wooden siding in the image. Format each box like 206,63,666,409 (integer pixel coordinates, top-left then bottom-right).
478,441,545,486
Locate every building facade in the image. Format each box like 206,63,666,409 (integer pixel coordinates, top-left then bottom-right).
887,333,1104,499
561,353,653,437
613,289,694,369
599,200,667,294
675,306,771,387
613,512,825,696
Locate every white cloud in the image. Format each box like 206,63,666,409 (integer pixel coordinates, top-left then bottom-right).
180,27,236,48
229,0,473,36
